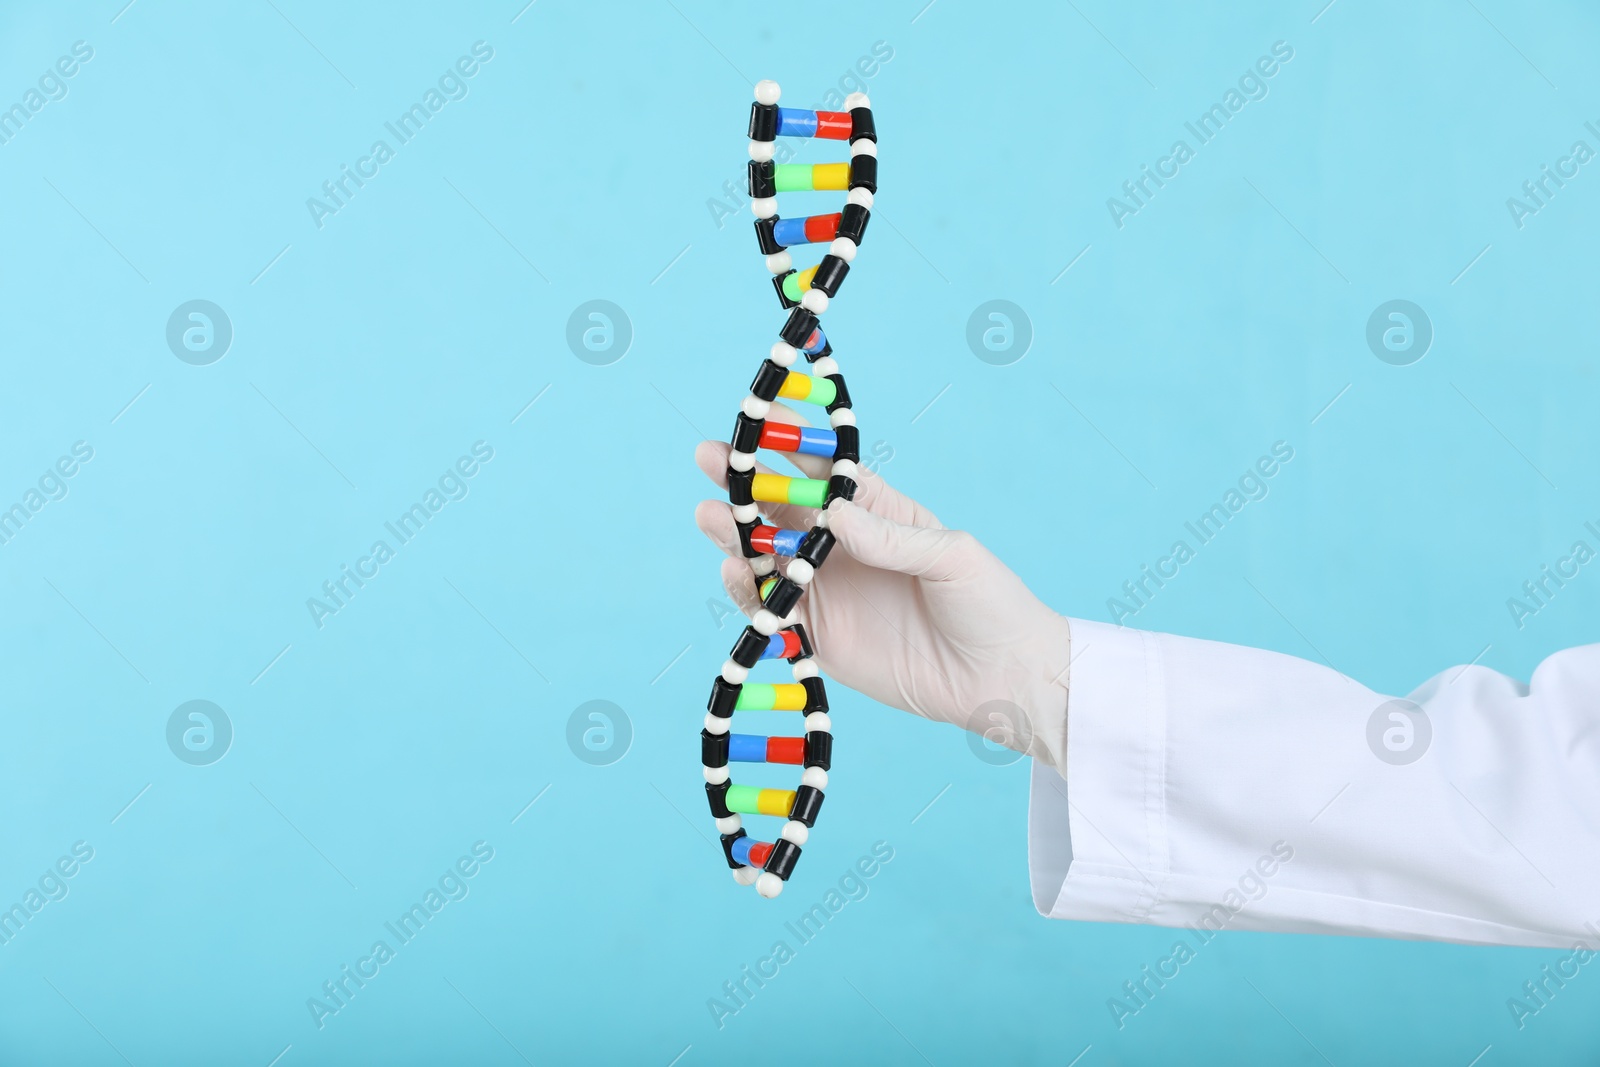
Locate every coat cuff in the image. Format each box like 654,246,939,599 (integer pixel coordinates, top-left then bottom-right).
1029,619,1169,922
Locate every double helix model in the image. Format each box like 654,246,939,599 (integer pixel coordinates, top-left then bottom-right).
701,79,878,899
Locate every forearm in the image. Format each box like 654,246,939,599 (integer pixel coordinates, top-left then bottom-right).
1031,619,1600,947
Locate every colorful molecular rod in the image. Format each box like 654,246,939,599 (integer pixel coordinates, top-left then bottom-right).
701,78,876,899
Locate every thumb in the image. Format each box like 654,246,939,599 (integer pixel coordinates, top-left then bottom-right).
826,498,976,582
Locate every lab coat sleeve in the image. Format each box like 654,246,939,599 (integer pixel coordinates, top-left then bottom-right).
1028,618,1600,948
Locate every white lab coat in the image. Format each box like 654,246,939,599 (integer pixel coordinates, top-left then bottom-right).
1029,619,1600,948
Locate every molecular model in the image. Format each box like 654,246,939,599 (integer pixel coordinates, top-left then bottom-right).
701,79,877,899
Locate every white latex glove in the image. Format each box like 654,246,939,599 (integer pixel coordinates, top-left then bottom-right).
694,404,1073,769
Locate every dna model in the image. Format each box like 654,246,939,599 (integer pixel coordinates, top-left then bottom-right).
701,80,877,899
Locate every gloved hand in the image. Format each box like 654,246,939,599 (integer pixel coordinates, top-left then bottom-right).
693,402,1073,769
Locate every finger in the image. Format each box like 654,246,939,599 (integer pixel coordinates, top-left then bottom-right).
720,556,811,633
741,405,941,530
695,435,822,493
825,497,975,582
694,439,817,532
697,498,812,593
697,429,941,541
694,439,732,488
694,498,740,557
720,556,763,617
698,406,831,483
850,461,944,530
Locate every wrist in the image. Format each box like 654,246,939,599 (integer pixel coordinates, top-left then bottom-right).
1020,612,1072,770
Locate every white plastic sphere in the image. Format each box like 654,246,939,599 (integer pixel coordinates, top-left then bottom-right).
830,408,856,428
732,503,759,523
791,659,820,680
770,341,798,366
752,609,780,635
811,356,838,376
843,92,870,110
829,238,857,263
850,138,877,158
804,712,832,733
705,713,731,734
720,659,749,684
780,820,810,845
751,197,777,219
733,866,761,886
703,765,730,784
756,872,785,898
748,140,775,163
715,814,742,834
754,80,781,106
765,251,792,274
728,449,755,472
802,767,829,789
787,559,815,584
800,289,829,314
846,188,874,209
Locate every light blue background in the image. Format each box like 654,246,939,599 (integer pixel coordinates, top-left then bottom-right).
2,0,1597,1063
